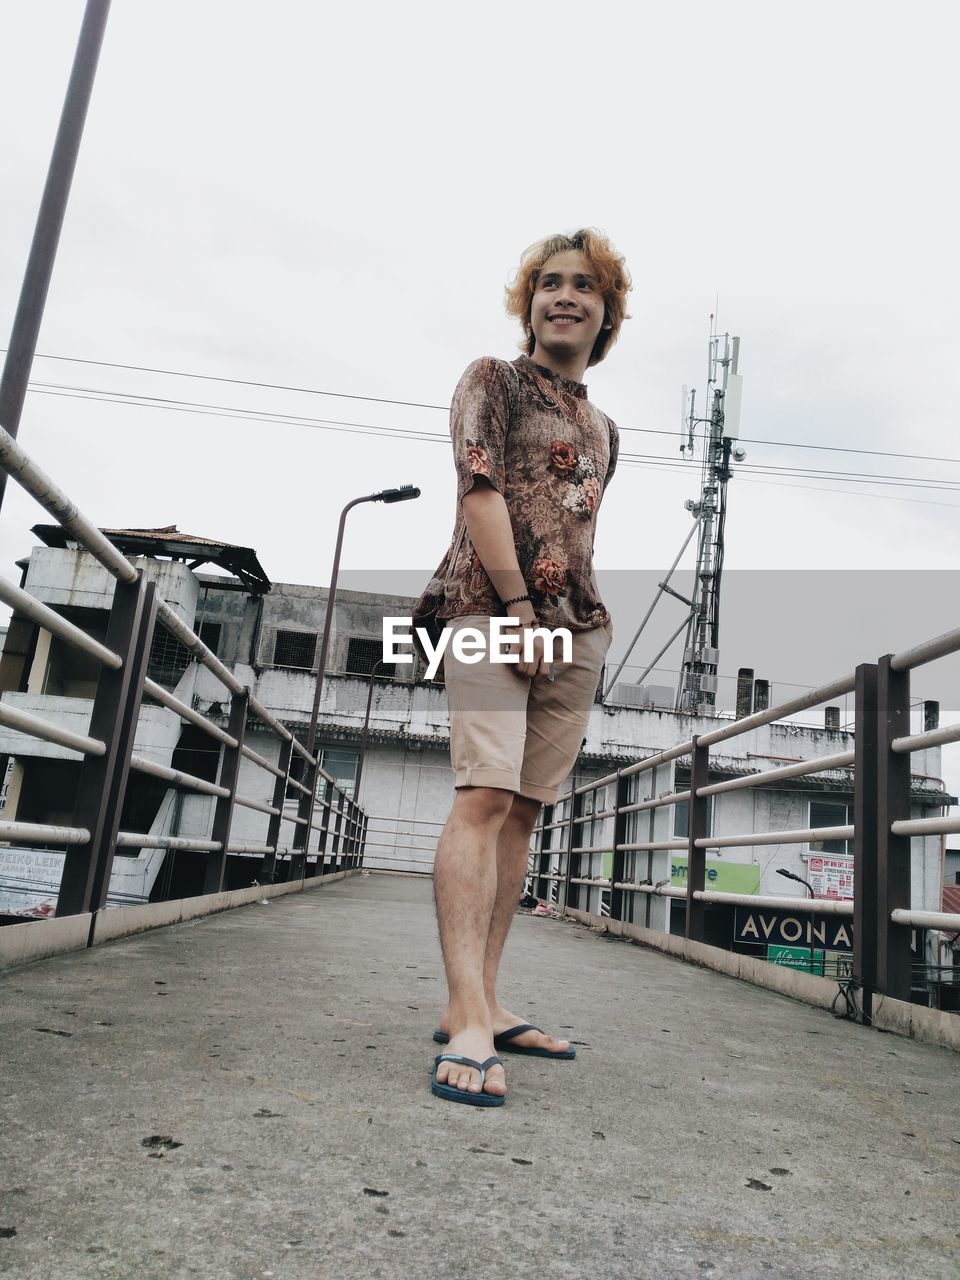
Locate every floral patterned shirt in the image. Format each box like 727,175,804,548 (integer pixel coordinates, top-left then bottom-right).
431,353,619,632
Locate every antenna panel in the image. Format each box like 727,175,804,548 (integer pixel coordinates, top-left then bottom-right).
723,372,743,439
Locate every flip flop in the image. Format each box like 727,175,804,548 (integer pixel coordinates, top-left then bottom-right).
431,1053,505,1106
433,1024,576,1060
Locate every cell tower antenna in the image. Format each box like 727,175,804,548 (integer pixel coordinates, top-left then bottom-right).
598,317,746,715
675,323,747,715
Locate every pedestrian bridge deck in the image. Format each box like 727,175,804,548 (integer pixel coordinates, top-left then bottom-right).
1,873,958,1280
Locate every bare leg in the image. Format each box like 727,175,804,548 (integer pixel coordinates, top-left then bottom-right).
440,794,571,1055
481,795,541,1001
433,785,513,1096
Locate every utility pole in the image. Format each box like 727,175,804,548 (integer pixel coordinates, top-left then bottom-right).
676,322,746,714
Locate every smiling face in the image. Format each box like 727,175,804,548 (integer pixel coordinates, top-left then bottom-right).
528,249,611,381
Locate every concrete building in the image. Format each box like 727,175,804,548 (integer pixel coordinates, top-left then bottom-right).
0,528,953,962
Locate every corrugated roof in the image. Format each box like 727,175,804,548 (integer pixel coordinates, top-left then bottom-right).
32,523,272,593
100,525,231,548
942,884,960,916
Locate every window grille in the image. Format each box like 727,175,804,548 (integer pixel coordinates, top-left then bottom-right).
147,621,194,688
345,636,395,679
273,629,317,670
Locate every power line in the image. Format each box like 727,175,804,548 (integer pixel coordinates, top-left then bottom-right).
26,383,960,509
725,474,960,511
13,349,960,467
27,380,960,490
14,351,449,412
616,447,960,493
29,386,445,445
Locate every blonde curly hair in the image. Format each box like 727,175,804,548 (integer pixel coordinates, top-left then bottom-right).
505,228,631,367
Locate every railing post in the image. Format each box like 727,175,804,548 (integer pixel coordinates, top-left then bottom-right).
355,810,363,866
202,689,248,895
57,576,156,918
685,738,710,942
293,751,319,866
609,772,629,923
535,804,553,900
345,807,357,870
262,738,293,884
318,777,333,871
562,787,583,910
331,797,344,870
853,662,879,1021
339,804,353,872
349,804,360,867
876,654,913,1002
359,811,368,868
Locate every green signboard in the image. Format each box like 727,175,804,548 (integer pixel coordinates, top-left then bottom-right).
595,855,761,897
767,945,825,974
670,857,761,895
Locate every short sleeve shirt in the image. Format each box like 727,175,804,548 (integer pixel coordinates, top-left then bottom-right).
434,353,619,632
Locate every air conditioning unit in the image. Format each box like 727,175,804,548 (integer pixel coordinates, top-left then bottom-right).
608,683,674,710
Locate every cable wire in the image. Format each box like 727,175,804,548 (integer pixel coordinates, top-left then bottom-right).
12,348,960,467
27,382,960,498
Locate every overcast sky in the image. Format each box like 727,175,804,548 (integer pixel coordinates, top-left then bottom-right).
2,2,958,801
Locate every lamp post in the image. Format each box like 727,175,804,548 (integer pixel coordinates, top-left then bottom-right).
775,867,814,898
776,866,818,974
294,486,420,861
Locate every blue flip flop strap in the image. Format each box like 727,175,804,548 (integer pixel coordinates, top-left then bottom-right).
434,1053,503,1083
495,1023,541,1044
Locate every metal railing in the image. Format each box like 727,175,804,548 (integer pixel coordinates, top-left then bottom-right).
0,421,366,920
532,637,960,1023
361,814,442,874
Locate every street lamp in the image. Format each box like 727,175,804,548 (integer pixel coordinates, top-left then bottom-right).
294,485,420,857
775,867,814,898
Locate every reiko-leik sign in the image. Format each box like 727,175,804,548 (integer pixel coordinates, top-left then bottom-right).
735,908,853,952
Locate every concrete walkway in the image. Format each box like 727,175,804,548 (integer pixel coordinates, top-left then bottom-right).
1,873,958,1280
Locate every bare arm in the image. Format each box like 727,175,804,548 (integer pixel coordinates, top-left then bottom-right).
461,479,547,680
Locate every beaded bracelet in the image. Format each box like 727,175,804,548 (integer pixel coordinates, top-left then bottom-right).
501,593,532,608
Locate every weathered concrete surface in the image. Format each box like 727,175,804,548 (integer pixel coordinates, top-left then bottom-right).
1,874,958,1280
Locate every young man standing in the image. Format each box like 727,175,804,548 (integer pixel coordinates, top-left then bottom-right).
420,229,631,1105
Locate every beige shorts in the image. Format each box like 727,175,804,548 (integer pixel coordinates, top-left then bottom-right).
443,614,613,805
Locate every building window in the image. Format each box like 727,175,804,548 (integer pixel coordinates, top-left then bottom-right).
199,621,221,657
318,747,359,799
285,746,360,801
673,796,713,839
273,629,317,670
809,799,853,855
345,636,395,679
